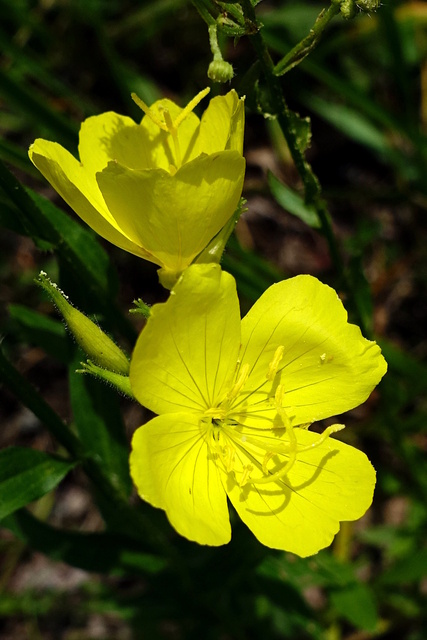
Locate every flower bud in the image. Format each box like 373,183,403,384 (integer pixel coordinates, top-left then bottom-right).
36,272,129,375
208,60,234,84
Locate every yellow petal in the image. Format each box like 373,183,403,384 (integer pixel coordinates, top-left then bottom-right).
188,90,245,159
78,111,155,174
236,275,387,426
226,428,376,556
130,264,240,414
97,150,245,273
29,140,150,259
130,413,231,546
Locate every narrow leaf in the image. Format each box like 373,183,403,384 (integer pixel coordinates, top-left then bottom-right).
0,447,76,520
268,171,320,228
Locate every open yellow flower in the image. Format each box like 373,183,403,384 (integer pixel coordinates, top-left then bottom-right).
29,89,245,287
129,265,387,556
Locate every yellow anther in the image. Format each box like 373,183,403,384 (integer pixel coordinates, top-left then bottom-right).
173,87,210,129
275,383,285,407
239,464,254,487
262,451,275,474
225,363,250,404
131,93,168,131
267,345,285,380
161,107,175,134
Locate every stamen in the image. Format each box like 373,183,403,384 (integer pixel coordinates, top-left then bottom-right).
173,87,210,129
239,464,254,487
267,345,285,380
161,108,182,168
224,363,250,406
131,93,168,131
262,451,275,474
161,107,175,133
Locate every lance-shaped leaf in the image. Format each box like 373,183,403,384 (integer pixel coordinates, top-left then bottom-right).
0,447,76,520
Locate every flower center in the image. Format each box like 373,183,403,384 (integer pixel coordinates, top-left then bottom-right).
203,346,345,489
131,88,210,173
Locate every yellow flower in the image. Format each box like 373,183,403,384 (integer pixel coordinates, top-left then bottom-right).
129,265,387,556
29,89,245,287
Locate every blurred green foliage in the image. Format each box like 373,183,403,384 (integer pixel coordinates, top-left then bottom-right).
1,0,427,638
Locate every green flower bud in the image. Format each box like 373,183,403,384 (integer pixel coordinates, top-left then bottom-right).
207,23,234,84
208,60,234,84
36,272,129,375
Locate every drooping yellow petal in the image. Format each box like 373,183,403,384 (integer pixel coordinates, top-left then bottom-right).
29,140,151,260
226,427,375,556
236,275,387,426
130,264,241,415
78,111,155,174
96,150,245,273
130,413,231,546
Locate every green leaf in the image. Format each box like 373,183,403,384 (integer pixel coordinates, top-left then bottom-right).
330,582,378,631
305,94,391,156
69,353,132,498
268,171,321,228
8,304,72,364
379,548,427,585
257,550,357,589
0,447,76,520
3,509,166,576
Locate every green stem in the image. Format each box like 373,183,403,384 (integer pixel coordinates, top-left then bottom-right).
209,23,223,61
191,0,216,26
273,1,341,77
241,0,370,336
